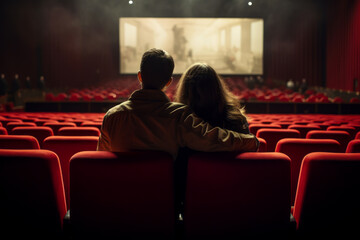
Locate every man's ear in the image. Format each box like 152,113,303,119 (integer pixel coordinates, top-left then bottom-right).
137,71,142,83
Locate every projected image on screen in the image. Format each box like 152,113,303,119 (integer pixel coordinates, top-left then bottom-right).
119,18,263,75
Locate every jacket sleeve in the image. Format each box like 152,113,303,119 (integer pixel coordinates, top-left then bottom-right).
97,116,111,151
177,111,259,152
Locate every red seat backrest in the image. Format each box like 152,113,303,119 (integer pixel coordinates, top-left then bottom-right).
249,124,282,135
293,152,360,238
346,139,360,153
70,150,175,239
0,135,40,149
43,122,77,135
11,127,54,148
0,149,66,238
288,125,321,138
275,138,341,205
306,130,351,152
58,126,100,136
184,152,291,239
42,136,99,209
257,128,301,152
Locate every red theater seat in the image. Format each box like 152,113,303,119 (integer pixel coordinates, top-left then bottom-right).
327,126,357,139
0,149,66,238
58,127,100,136
43,136,99,209
288,125,321,138
293,152,360,238
256,128,301,152
356,131,360,139
11,127,54,148
257,137,267,152
0,127,7,135
346,140,360,153
275,138,341,205
44,122,77,135
249,124,282,135
7,122,37,133
306,130,351,152
0,135,40,149
69,151,174,239
184,152,291,239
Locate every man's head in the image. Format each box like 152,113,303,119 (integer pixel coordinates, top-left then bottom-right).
138,48,174,89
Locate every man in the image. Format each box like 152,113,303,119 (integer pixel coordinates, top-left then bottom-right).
97,48,259,157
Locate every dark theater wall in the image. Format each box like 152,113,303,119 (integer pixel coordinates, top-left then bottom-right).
2,0,352,91
326,0,360,91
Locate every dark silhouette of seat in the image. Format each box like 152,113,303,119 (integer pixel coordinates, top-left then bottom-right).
0,135,40,149
184,152,291,239
11,126,54,148
69,150,175,239
256,128,300,151
43,136,98,209
0,149,67,239
275,138,341,205
293,152,360,238
346,139,360,153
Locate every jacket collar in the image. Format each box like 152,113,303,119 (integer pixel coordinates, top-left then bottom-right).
129,89,170,103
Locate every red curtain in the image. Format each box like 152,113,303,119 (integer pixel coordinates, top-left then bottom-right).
326,0,360,91
264,3,324,88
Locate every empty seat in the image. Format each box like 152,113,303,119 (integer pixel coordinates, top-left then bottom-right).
0,127,7,135
0,149,66,238
275,138,341,205
80,122,102,130
356,131,360,139
249,124,282,135
58,126,100,136
306,130,351,152
346,139,360,153
69,151,175,239
184,152,291,239
6,122,37,132
327,126,357,139
11,126,54,148
257,137,267,152
43,136,99,209
43,122,77,135
288,125,321,138
0,135,40,149
256,129,300,152
293,152,360,238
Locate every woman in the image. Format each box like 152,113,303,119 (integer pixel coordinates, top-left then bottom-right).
173,63,251,216
175,62,249,133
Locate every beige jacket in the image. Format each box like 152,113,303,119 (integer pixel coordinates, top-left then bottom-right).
97,89,259,158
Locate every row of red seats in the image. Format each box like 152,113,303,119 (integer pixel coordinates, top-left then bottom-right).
1,149,360,239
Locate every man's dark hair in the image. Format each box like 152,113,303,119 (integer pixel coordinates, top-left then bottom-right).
140,48,174,89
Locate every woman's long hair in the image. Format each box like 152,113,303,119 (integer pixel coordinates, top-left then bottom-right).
175,63,247,129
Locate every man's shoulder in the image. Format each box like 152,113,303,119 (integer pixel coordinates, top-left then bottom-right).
104,100,132,117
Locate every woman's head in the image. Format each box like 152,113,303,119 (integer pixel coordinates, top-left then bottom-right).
175,63,245,126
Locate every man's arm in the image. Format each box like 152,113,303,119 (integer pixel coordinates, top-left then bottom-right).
178,112,259,152
97,117,111,151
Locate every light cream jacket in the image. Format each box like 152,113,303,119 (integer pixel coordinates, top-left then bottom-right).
97,89,259,158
